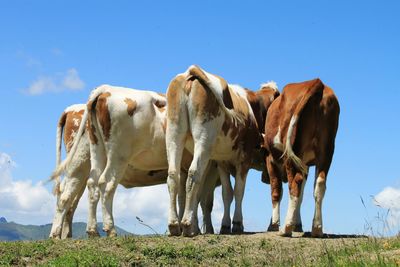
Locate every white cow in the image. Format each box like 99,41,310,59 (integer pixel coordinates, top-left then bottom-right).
51,86,219,238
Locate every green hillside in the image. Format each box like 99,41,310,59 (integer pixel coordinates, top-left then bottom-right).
0,220,131,241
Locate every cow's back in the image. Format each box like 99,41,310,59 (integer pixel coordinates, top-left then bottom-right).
265,79,339,166
92,86,169,171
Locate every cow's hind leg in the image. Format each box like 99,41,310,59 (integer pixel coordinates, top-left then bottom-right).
218,167,233,234
86,145,106,237
181,122,216,237
178,171,187,223
266,156,282,232
311,131,335,237
200,188,215,234
61,177,87,239
98,155,129,237
293,182,305,233
294,167,308,233
200,163,218,234
281,166,306,237
311,168,326,238
50,176,84,239
232,167,249,234
166,116,188,236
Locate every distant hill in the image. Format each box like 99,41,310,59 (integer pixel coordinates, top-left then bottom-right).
0,219,132,241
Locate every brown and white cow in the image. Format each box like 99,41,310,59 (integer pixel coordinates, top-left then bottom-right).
50,104,90,239
166,65,279,236
51,86,220,238
264,78,340,237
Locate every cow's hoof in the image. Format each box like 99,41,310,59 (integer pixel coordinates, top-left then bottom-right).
267,223,280,232
168,222,181,236
49,233,61,239
279,225,293,237
311,226,323,238
293,223,304,233
87,229,100,238
61,230,72,240
105,228,117,237
219,225,231,235
182,221,199,237
279,231,293,237
203,225,214,235
232,221,244,234
182,227,199,237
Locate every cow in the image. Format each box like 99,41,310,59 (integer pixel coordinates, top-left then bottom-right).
50,104,90,239
264,78,340,237
51,85,220,238
166,65,279,237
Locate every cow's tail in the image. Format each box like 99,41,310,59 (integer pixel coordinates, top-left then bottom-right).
50,85,107,180
282,79,324,175
186,65,235,120
52,111,67,196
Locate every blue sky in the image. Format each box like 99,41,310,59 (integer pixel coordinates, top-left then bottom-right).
1,1,399,236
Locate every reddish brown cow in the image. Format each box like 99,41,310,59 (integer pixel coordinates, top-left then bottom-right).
264,78,339,237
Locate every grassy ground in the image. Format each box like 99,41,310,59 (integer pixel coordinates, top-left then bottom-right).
0,232,399,266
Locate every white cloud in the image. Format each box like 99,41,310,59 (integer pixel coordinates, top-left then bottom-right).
0,152,225,235
24,68,85,95
374,186,400,229
0,153,54,225
62,69,85,90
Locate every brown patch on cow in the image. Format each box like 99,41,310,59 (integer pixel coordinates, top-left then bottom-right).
167,75,186,123
63,109,85,151
147,169,164,176
191,78,220,122
96,92,112,142
255,87,280,132
154,99,166,109
124,97,137,117
87,100,98,145
244,89,261,129
288,172,304,197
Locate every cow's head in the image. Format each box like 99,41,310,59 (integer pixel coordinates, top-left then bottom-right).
246,81,280,135
246,82,279,173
